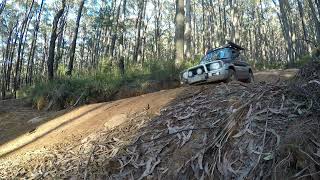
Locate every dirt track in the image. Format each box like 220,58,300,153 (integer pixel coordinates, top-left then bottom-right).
0,69,298,171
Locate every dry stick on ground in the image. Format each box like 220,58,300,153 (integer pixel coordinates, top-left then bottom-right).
297,170,320,179
73,92,85,107
127,127,215,146
298,148,320,166
273,152,292,180
84,144,97,180
251,114,268,174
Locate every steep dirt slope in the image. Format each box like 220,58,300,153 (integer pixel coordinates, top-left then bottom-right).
0,88,183,158
0,69,301,179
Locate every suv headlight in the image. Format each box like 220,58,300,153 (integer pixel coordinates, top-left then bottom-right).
196,68,203,75
188,71,193,77
183,72,188,79
209,63,220,70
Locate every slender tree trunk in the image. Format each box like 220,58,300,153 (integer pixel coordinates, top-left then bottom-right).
175,0,184,67
297,0,308,53
185,0,191,59
133,0,145,63
66,0,85,76
41,30,48,77
276,0,294,63
1,23,15,99
297,0,308,41
201,0,206,53
0,0,6,15
154,0,161,60
315,0,320,20
13,0,34,98
47,0,65,80
119,0,127,76
7,26,19,91
54,12,67,75
308,0,320,43
109,1,121,61
26,0,44,85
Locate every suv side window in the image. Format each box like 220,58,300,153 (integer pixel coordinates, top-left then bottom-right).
231,50,239,58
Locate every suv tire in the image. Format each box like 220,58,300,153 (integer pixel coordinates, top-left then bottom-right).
246,72,254,83
226,69,236,82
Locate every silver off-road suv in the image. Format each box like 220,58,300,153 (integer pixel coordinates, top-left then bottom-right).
181,42,254,84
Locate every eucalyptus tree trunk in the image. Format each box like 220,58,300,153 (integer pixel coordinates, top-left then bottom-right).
1,22,16,99
297,0,308,41
315,0,320,21
67,0,85,76
297,0,308,53
119,0,126,76
277,0,294,63
7,25,19,91
41,30,48,77
140,0,147,64
133,0,145,63
185,0,191,59
109,1,121,61
54,12,67,76
47,0,65,80
13,0,34,98
26,0,44,85
153,0,161,60
308,0,320,43
175,0,185,67
0,0,6,15
201,0,205,54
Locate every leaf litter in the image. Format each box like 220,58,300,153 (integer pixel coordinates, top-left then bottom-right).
0,62,320,179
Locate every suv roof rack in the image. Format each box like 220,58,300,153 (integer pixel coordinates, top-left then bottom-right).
223,42,245,50
206,42,245,54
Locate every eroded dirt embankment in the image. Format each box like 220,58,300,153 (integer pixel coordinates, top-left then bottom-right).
1,69,311,179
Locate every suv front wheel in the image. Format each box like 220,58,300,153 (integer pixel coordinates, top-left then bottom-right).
226,69,236,82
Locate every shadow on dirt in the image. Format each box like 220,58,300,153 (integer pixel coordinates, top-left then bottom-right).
0,103,106,158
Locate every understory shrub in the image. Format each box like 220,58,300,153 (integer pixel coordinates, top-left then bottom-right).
21,60,186,110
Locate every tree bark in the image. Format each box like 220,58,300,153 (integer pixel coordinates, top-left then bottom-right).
133,0,145,63
47,0,65,80
185,0,191,59
0,0,6,15
54,12,67,75
26,0,44,85
308,0,320,43
297,0,308,41
1,22,16,99
66,0,85,76
275,0,294,63
175,0,184,67
119,0,127,76
109,1,121,60
153,0,161,60
13,0,34,98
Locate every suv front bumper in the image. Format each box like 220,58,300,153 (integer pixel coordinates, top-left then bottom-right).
180,61,230,84
183,68,229,84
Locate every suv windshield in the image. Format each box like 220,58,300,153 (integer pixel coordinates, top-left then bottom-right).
200,48,232,64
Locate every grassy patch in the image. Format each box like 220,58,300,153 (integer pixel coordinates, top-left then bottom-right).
19,60,185,110
21,75,121,110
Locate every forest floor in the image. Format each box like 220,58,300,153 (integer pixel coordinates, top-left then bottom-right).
1,68,319,179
